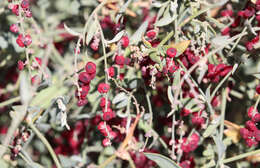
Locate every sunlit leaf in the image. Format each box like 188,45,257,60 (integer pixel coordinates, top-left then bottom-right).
168,40,191,57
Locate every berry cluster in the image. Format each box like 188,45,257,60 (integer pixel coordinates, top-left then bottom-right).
9,0,32,18
206,64,232,83
9,0,33,48
97,121,117,146
76,62,97,106
180,133,200,153
11,126,30,160
240,106,260,147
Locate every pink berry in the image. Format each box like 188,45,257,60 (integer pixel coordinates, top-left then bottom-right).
77,99,88,107
146,30,157,39
100,97,111,108
85,62,96,74
253,113,260,122
24,9,32,18
246,120,258,132
17,60,24,71
11,4,19,16
166,48,177,58
10,24,19,33
240,128,252,139
254,130,260,141
76,85,90,99
102,138,111,146
107,67,115,77
121,36,129,48
248,106,256,119
221,27,230,36
115,55,125,67
79,72,91,84
21,0,29,9
245,138,258,147
180,108,191,117
98,83,110,94
103,112,114,121
23,34,32,46
90,42,99,51
109,131,117,139
16,34,25,47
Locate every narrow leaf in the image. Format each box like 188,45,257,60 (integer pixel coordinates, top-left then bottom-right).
64,23,80,36
106,30,125,44
112,92,128,104
130,20,149,45
20,72,32,105
144,152,181,168
86,19,97,45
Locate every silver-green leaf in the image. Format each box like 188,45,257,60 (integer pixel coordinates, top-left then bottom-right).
144,152,181,168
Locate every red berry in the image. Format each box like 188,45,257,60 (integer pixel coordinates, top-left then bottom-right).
85,62,96,74
97,121,106,131
21,0,29,9
102,138,111,146
103,111,114,121
240,128,252,139
24,9,32,18
107,67,115,77
246,41,254,51
11,4,19,16
221,27,230,36
98,83,110,94
248,106,256,119
191,116,205,127
77,99,88,107
180,108,191,117
90,42,99,51
100,97,111,108
146,30,157,39
256,84,260,94
253,113,260,122
17,60,24,71
254,130,260,141
109,131,117,139
220,10,233,17
168,64,179,73
245,138,258,147
23,34,32,46
10,24,19,33
102,107,113,114
115,55,125,67
79,72,91,84
246,120,258,132
76,85,90,99
16,34,25,47
166,48,177,58
121,36,129,48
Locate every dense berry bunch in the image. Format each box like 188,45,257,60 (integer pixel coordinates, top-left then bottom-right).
10,126,30,160
240,106,260,147
76,61,97,106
